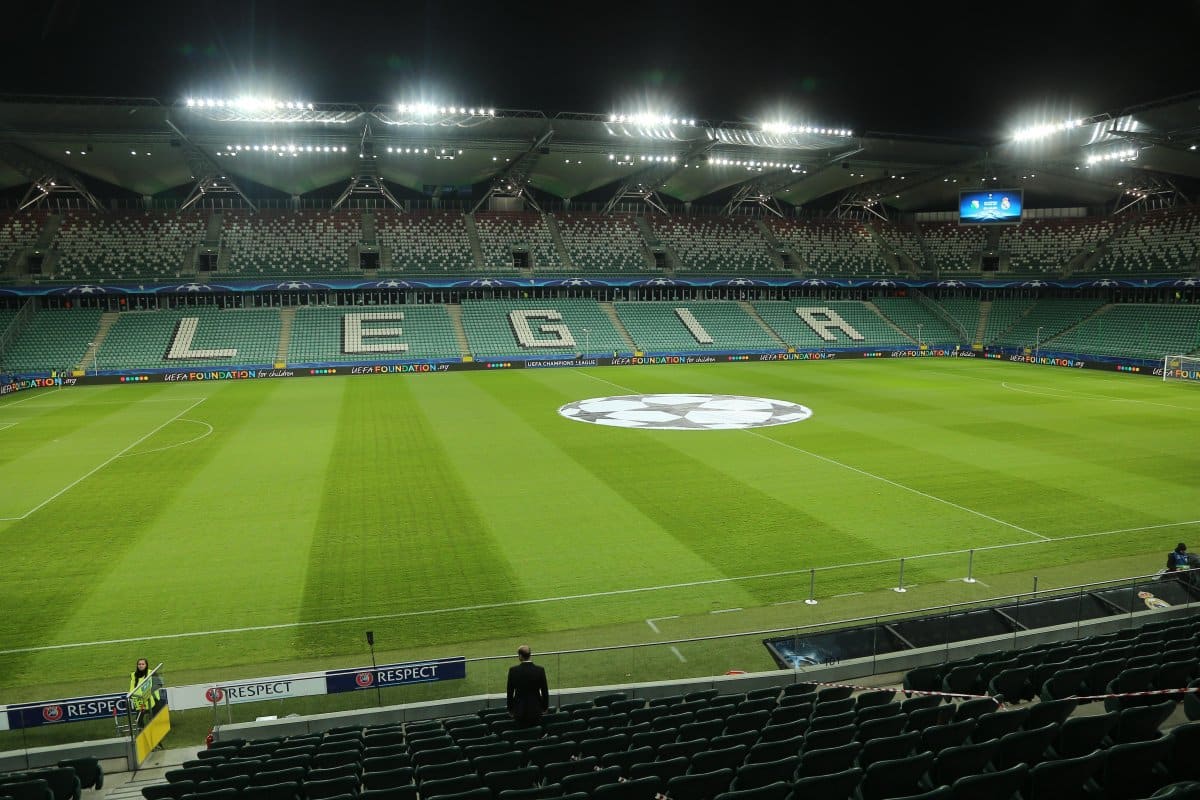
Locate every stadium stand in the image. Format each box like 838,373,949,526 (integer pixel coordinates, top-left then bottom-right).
752,300,912,348
460,299,628,358
934,297,1037,346
1044,303,1200,360
1094,207,1200,275
767,218,891,276
980,298,1036,345
991,298,1106,349
935,297,982,342
288,306,462,363
98,308,281,369
919,222,986,272
474,212,558,272
1,309,101,372
614,302,781,352
0,307,16,336
151,612,1198,800
51,211,205,282
876,222,925,269
220,210,359,276
554,213,648,272
871,298,963,345
0,212,44,267
650,216,777,273
997,217,1114,274
376,211,475,273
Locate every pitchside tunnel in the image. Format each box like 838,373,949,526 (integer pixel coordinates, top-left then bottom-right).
3,296,1200,372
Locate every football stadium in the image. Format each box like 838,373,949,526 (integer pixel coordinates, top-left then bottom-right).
2,8,1200,799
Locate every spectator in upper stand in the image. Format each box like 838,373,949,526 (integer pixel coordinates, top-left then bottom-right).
1167,543,1190,571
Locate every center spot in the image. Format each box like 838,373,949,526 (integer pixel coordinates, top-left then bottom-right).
558,394,814,430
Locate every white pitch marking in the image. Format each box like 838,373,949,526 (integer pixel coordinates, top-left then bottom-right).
0,397,208,521
772,599,810,606
746,429,1050,542
5,517,1200,657
121,419,214,457
711,607,743,614
645,615,679,634
578,369,1049,543
0,387,62,409
670,646,687,663
924,368,1199,412
0,422,16,431
999,381,1199,411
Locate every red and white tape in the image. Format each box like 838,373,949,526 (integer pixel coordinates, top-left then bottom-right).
1066,686,1198,702
797,679,1004,707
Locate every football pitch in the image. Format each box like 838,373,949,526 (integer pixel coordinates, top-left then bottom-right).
2,358,1199,704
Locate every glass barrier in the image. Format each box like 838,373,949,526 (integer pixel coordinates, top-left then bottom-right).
1,568,1194,755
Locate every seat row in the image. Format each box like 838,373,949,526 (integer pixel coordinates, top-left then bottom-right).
0,759,103,800
904,615,1200,701
156,719,1200,800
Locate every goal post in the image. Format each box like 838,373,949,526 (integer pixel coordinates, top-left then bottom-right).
1163,354,1200,382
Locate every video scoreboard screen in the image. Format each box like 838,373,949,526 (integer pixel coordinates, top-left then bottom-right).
959,190,1023,224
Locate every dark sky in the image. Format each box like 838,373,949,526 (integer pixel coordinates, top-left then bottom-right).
2,0,1197,140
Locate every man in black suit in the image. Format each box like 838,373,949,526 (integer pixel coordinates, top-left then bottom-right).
506,644,549,727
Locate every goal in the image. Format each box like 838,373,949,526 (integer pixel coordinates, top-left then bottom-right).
1162,354,1200,382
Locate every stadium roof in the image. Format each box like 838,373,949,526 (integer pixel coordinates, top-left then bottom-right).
0,91,1196,214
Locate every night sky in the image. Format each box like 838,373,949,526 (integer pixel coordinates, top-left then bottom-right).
1,0,1197,141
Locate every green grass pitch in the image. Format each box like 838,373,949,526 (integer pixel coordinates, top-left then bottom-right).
1,358,1198,708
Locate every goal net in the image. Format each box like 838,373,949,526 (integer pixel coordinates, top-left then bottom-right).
1162,355,1200,383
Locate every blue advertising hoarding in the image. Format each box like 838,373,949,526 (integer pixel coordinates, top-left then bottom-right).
5,692,135,729
324,657,467,694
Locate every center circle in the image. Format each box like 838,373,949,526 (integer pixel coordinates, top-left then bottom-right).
558,394,814,430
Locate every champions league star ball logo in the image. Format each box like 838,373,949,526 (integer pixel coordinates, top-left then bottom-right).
42,704,64,722
355,671,375,688
559,394,813,430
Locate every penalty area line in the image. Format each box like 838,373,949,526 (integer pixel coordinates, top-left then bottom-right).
6,516,1200,657
645,616,679,634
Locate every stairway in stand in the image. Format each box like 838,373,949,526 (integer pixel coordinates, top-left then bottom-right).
276,308,295,364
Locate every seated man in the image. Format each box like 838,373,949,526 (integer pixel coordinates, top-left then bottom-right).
1167,543,1190,572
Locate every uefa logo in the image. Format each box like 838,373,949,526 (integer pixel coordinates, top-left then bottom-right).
42,705,64,722
205,687,225,703
355,671,375,688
